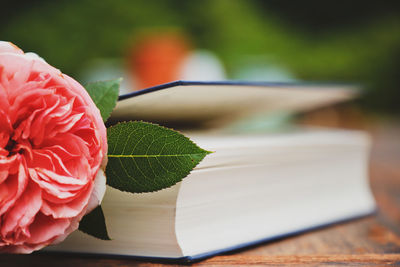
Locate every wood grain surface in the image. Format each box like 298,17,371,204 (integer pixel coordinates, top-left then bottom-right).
1,108,400,266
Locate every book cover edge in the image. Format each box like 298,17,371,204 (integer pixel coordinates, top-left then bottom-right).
118,80,361,101
38,209,376,263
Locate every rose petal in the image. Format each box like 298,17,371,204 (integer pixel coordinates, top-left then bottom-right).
1,182,42,239
26,212,70,244
41,182,92,218
0,161,28,216
0,42,24,54
86,168,107,214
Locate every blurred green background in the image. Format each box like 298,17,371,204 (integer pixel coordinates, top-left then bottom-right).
1,0,399,114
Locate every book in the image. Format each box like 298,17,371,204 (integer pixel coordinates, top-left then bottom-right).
47,81,376,262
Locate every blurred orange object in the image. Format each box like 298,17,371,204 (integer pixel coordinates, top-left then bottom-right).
129,33,190,89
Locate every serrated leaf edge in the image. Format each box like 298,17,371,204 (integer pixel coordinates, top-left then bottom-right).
106,120,211,194
107,120,212,154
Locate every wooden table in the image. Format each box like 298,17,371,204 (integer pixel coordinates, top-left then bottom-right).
1,115,400,266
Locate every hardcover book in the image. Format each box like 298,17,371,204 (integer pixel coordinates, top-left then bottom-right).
47,81,376,262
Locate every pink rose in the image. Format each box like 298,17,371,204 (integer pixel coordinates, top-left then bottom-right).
0,41,107,253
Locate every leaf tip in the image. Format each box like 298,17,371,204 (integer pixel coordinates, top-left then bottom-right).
103,235,112,241
78,205,111,240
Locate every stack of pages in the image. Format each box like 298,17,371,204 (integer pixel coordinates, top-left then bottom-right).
48,81,376,262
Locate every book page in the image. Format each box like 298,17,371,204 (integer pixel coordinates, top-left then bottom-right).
111,82,358,128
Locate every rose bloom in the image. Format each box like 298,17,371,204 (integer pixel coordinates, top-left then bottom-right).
0,42,107,253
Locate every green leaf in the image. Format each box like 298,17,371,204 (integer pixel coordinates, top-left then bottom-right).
85,78,121,122
78,205,111,240
106,121,211,193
